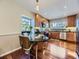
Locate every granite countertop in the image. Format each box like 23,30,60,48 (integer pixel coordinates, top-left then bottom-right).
50,30,77,32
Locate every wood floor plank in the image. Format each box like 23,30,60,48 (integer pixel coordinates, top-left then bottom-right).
0,39,78,59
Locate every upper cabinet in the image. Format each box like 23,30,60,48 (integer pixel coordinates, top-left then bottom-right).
35,14,42,27
67,15,76,27
35,14,49,31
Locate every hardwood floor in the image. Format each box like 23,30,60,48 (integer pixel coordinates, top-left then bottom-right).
0,39,78,59
0,49,30,59
32,39,78,59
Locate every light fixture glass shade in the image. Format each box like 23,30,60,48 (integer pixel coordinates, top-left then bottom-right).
36,2,39,11
36,5,39,11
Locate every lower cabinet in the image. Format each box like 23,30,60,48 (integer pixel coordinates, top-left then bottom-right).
66,32,76,42
51,32,60,39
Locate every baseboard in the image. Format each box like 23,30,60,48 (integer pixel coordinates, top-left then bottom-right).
0,47,21,57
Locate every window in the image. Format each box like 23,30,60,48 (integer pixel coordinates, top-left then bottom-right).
21,15,35,40
21,16,31,31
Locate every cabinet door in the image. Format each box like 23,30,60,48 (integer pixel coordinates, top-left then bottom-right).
66,32,76,42
35,14,41,27
51,32,60,39
67,15,76,27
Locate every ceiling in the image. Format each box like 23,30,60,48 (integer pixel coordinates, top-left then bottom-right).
16,0,79,20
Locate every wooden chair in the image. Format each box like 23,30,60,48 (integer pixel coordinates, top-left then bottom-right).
19,36,32,54
19,36,36,59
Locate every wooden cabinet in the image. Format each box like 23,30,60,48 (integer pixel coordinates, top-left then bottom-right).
51,32,60,39
35,14,41,27
67,14,77,42
35,14,48,27
67,15,76,27
66,32,76,42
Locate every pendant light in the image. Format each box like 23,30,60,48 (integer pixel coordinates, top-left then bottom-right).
36,0,39,11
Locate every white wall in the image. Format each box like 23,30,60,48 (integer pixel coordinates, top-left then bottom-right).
0,0,34,34
0,0,34,56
